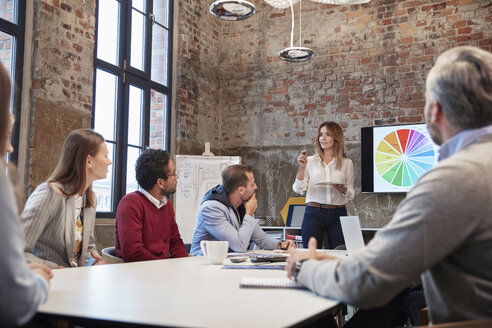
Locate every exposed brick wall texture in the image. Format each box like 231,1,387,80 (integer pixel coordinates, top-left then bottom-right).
216,0,491,147
29,0,95,190
175,0,222,154
175,0,491,226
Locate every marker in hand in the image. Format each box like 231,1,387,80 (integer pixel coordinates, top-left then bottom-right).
298,150,308,168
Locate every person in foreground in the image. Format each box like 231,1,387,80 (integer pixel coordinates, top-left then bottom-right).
0,63,53,325
22,129,111,268
293,121,355,249
190,164,295,255
115,149,188,262
286,45,492,325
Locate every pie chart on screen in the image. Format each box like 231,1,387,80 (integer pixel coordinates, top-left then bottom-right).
375,129,436,187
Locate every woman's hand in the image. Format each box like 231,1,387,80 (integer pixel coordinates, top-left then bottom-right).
91,251,106,265
297,150,307,169
332,184,347,195
29,263,54,284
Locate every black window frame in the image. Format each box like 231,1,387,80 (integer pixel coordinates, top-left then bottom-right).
93,0,173,218
0,0,26,165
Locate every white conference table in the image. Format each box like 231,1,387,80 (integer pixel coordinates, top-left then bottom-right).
36,255,340,327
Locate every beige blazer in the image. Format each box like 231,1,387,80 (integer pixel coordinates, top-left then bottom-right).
22,182,98,269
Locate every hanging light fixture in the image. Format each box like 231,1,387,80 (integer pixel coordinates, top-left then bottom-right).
264,0,369,8
264,0,300,9
310,0,370,4
209,0,256,21
278,0,314,62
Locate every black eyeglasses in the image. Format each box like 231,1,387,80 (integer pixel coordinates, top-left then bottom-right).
168,169,179,177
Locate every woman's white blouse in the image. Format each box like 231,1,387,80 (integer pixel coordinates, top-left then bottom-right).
292,154,355,205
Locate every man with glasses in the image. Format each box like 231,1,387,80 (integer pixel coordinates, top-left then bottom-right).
115,149,188,262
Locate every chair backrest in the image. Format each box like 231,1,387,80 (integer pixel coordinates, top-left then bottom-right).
101,246,123,264
417,320,492,328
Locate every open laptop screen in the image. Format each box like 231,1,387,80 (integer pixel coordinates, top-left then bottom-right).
340,216,365,254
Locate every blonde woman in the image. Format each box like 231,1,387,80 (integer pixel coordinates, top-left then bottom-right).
293,121,355,249
22,129,112,268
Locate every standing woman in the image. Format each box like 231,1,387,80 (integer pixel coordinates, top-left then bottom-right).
293,121,355,249
22,129,112,268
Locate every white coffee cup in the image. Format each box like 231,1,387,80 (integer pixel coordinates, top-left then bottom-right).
200,240,229,265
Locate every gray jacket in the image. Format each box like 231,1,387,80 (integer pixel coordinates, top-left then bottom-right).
190,185,278,255
22,182,98,268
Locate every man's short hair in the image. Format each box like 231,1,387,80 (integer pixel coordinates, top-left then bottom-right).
222,164,253,193
135,149,171,191
426,46,492,131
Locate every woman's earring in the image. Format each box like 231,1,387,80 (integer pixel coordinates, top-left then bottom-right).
89,164,92,168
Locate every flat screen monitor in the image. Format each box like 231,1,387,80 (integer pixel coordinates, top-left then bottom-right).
361,123,440,193
286,204,306,227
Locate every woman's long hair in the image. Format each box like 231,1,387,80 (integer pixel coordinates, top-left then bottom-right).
0,64,11,156
48,129,104,208
314,121,347,170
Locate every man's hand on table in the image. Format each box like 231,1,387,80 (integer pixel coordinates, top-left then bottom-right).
286,237,338,280
278,239,296,250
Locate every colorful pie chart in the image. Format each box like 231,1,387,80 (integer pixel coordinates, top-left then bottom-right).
375,129,436,187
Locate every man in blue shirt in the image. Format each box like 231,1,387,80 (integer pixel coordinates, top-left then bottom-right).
191,164,295,255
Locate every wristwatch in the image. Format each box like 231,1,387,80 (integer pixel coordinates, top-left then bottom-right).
290,259,306,282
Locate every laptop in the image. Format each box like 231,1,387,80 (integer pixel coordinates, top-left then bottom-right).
340,216,365,254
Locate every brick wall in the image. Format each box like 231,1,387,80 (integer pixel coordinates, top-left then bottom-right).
175,0,222,154
28,0,95,190
175,0,491,226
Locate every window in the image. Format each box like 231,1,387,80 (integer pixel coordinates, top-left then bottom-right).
93,0,172,217
0,0,25,163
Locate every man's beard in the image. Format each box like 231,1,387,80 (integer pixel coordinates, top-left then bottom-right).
425,103,443,146
242,192,254,202
160,186,176,196
425,118,443,146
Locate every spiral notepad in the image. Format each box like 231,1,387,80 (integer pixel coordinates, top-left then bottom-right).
239,277,305,289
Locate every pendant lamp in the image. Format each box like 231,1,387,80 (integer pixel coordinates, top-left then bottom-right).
264,0,300,9
209,0,256,21
310,0,370,4
278,0,314,62
264,0,369,8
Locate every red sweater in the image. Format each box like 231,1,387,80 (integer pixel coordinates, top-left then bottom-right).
115,191,188,262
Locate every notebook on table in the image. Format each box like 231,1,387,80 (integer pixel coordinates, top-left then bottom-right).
340,216,365,254
239,277,305,289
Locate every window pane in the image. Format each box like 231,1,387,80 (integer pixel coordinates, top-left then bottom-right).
96,0,120,65
151,24,168,86
0,32,15,162
153,0,169,28
94,69,117,141
93,142,115,213
132,0,145,12
130,9,145,70
149,90,167,150
126,146,141,194
0,32,14,82
0,0,17,24
128,85,143,146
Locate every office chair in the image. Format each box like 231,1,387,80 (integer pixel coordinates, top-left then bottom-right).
101,246,123,264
